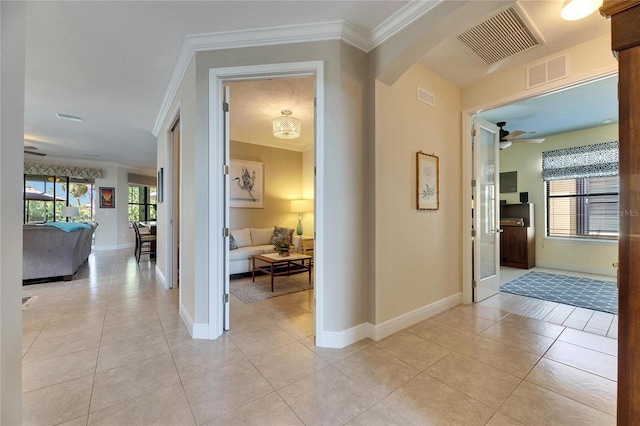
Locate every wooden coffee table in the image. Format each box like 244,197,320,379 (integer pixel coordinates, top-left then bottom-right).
251,252,313,292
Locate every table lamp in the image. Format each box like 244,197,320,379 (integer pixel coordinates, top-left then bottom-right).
290,199,314,235
61,206,80,222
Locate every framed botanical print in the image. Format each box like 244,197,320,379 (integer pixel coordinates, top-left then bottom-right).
229,159,264,208
417,152,439,210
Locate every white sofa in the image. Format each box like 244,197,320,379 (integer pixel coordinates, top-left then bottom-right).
229,227,295,274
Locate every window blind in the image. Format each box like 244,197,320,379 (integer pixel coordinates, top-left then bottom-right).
542,141,618,181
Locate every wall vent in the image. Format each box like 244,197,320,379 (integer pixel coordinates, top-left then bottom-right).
456,5,543,65
526,53,569,89
417,86,435,107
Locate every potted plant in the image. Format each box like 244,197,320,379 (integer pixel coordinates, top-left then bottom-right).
273,239,293,257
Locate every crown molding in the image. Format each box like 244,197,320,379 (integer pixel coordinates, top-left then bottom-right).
367,0,444,50
232,136,313,153
153,1,441,136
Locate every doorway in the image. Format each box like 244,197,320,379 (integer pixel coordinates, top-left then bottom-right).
463,72,619,307
169,117,181,289
208,61,326,344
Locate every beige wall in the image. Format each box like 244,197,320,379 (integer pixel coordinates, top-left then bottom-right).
302,148,315,235
462,35,617,112
156,57,197,315
230,141,302,231
155,39,371,335
1,1,25,422
374,63,462,323
500,124,618,276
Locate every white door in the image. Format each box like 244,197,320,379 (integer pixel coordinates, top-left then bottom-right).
473,118,501,302
223,85,231,330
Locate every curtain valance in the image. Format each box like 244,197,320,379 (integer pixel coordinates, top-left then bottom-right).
24,163,104,179
127,173,156,187
542,141,618,181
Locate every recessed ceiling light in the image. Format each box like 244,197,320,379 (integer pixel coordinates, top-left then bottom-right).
603,118,613,124
56,113,84,123
82,153,100,157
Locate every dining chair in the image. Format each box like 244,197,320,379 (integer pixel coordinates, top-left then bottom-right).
132,221,156,263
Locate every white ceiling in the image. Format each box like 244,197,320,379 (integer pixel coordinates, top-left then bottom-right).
22,1,615,172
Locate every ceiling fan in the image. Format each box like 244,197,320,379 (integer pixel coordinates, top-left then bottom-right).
497,121,545,150
24,145,46,156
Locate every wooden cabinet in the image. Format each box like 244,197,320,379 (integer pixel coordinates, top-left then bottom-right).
500,227,535,269
500,203,535,269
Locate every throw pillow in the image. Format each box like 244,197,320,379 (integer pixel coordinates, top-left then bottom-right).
250,228,274,246
232,228,252,248
229,233,238,250
270,226,294,246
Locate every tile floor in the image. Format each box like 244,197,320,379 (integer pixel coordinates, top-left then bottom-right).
21,251,617,425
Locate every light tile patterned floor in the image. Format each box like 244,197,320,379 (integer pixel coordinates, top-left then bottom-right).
21,252,617,425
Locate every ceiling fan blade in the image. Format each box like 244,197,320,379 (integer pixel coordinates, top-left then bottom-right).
512,138,545,144
25,150,46,156
502,130,526,140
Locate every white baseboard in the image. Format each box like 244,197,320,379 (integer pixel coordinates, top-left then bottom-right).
179,303,209,339
316,293,462,348
535,261,617,278
155,266,167,289
367,293,462,342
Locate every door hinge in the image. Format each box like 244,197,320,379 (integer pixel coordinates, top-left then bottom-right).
471,179,476,187
472,280,477,288
314,97,317,108
471,229,476,237
223,102,229,112
471,128,476,137
223,293,229,304
223,164,229,175
223,227,229,237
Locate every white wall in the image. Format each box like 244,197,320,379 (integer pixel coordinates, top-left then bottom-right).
1,2,25,422
374,63,462,324
500,124,619,276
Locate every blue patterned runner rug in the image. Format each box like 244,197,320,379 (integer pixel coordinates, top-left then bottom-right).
500,272,618,314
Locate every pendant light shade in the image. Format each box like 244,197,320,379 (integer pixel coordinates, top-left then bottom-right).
560,0,603,20
273,110,301,139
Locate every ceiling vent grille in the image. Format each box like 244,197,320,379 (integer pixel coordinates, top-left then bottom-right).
456,6,542,65
526,53,569,89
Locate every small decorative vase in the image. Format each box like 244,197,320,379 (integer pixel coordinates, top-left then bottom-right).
280,250,290,257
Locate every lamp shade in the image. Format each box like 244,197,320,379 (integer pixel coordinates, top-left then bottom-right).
560,0,602,20
273,110,301,139
290,199,313,213
61,206,80,217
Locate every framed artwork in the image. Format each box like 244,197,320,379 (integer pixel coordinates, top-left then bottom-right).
500,171,518,193
157,167,164,203
99,187,115,208
230,159,264,208
417,152,439,210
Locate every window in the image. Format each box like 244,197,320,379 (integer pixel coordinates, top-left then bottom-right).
543,141,619,241
546,176,619,239
23,175,94,223
128,184,157,223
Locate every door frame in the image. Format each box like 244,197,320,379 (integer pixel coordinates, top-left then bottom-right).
208,61,326,342
164,104,182,291
461,67,618,305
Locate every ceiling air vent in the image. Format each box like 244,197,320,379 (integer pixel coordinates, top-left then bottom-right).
456,6,542,65
526,53,569,89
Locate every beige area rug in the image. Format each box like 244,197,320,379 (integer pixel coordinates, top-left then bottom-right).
230,272,313,303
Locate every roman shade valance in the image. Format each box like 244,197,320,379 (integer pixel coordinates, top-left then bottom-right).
127,173,156,187
24,163,104,179
542,141,618,181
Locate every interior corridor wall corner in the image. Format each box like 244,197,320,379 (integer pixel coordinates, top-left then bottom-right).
1,1,26,423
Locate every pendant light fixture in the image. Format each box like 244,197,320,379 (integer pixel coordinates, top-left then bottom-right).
273,110,301,139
